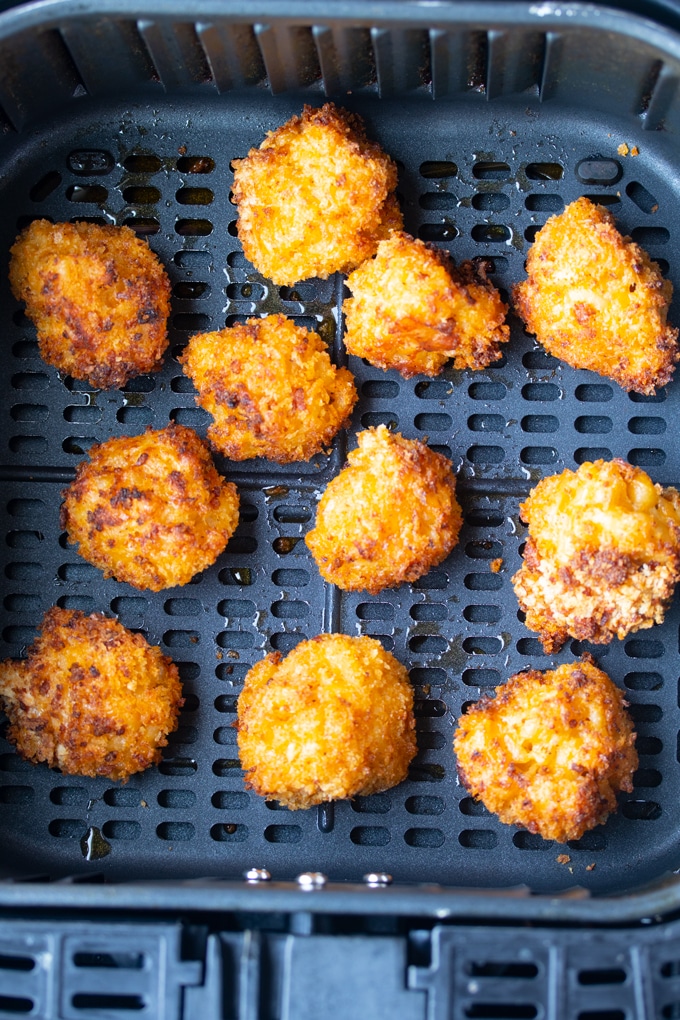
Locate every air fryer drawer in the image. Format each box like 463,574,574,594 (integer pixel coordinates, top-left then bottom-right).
1,0,680,911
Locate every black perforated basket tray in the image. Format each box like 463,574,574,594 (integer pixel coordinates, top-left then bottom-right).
2,0,680,920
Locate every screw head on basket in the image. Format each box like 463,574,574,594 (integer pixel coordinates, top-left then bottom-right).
363,872,393,887
244,868,271,883
296,871,327,890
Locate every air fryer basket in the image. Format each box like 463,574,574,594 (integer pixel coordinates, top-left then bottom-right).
2,0,680,913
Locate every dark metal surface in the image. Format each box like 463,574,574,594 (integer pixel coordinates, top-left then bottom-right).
0,1,680,918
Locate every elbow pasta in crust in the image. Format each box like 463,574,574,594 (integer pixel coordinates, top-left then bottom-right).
512,459,680,653
9,219,171,390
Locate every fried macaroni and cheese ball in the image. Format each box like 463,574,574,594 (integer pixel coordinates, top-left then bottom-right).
61,424,240,592
179,314,357,462
0,608,183,781
306,425,462,594
237,634,416,809
513,197,679,394
513,459,680,653
232,103,402,285
343,233,509,377
9,220,171,389
454,660,638,844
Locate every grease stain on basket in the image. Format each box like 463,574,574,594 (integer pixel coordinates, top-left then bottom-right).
273,536,300,554
80,825,111,861
435,634,468,676
229,568,252,585
263,485,289,500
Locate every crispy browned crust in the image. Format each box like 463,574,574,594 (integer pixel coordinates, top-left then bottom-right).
305,425,462,594
9,219,170,389
0,608,183,781
179,313,357,463
453,660,638,843
512,459,680,652
237,633,416,808
513,196,679,395
343,232,509,377
60,424,240,591
232,103,403,285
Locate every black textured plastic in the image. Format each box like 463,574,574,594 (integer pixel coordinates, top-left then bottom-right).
409,920,680,1020
5,913,680,1020
0,919,202,1019
1,4,680,897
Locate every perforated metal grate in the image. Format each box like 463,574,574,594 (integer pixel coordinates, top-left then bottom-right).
1,85,680,892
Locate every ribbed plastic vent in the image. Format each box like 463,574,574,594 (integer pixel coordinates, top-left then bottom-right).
1,10,679,126
0,921,200,1019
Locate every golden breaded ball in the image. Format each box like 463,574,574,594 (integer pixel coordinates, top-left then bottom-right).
512,459,680,653
513,197,679,394
343,232,509,377
454,660,638,843
306,425,462,593
232,103,402,285
61,424,240,591
237,634,416,808
9,220,171,389
179,314,357,462
0,608,183,781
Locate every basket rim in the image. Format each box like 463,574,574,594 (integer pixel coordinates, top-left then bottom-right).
1,0,680,66
0,872,679,922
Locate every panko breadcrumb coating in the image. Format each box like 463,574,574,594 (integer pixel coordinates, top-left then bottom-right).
513,196,679,394
232,103,402,285
9,219,170,389
179,314,357,462
0,607,183,781
343,233,509,377
305,425,462,593
454,659,638,843
237,634,416,808
513,459,680,653
60,424,240,591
